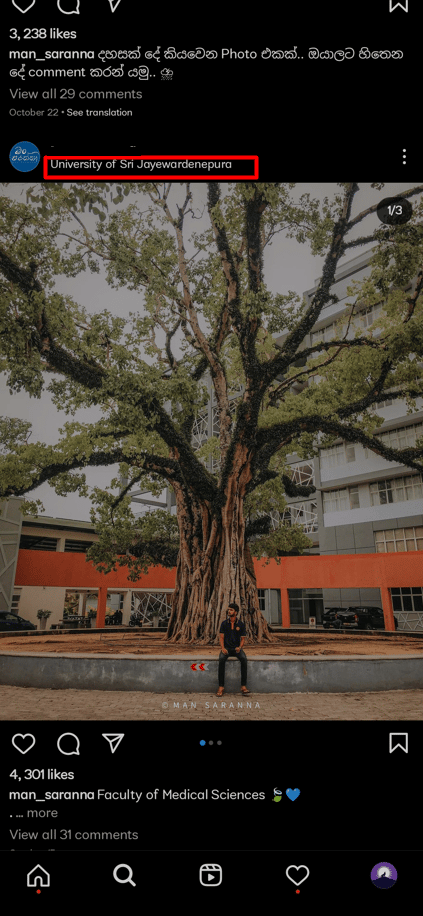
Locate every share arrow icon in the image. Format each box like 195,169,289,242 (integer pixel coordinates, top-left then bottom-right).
102,733,125,753
108,0,123,10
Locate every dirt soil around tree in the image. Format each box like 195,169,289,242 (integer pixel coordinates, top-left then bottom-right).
1,631,423,656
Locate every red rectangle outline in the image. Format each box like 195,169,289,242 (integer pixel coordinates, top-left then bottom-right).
43,155,259,180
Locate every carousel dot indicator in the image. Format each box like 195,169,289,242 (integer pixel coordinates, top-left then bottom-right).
200,740,206,746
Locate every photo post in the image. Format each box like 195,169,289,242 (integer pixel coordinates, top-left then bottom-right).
0,0,420,902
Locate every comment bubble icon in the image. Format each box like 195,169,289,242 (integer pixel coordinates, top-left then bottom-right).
57,0,80,13
57,732,80,755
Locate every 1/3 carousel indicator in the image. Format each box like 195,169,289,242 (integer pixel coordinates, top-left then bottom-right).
377,197,412,225
370,862,398,889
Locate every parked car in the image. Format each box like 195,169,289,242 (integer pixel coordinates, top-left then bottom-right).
353,606,399,630
322,606,398,630
323,608,359,629
105,610,123,626
0,611,37,632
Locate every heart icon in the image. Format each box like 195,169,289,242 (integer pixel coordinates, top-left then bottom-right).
286,865,309,887
286,787,300,801
12,733,36,754
12,1,37,12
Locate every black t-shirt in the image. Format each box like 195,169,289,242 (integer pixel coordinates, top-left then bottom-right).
219,617,246,649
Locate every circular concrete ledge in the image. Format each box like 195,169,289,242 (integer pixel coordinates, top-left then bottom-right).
1,651,423,692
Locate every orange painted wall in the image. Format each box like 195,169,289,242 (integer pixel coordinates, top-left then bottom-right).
253,552,423,589
15,549,176,590
16,548,423,590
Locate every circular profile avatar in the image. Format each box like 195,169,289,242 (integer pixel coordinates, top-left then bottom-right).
9,141,40,172
370,862,397,889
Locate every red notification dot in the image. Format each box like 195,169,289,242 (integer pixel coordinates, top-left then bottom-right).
296,890,300,894
36,890,41,895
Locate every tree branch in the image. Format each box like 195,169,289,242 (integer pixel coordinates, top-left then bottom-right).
255,414,423,481
261,182,359,389
0,244,107,390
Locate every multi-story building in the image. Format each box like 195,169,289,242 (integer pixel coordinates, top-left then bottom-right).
280,250,423,627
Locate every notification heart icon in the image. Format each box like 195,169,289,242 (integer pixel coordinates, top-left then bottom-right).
12,733,36,754
286,865,310,886
12,1,37,12
286,787,300,801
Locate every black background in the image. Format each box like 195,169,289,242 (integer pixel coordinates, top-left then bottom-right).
3,0,415,176
1,721,416,851
1,0,420,896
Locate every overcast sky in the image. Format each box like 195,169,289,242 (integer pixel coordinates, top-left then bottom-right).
0,181,417,521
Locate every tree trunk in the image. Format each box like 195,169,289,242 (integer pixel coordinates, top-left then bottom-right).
166,447,274,644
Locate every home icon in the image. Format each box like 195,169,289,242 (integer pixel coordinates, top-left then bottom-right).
27,865,50,887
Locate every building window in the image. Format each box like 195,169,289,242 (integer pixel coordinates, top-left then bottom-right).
363,421,423,457
377,422,423,450
311,319,346,347
257,590,266,613
312,304,383,348
370,475,423,506
320,442,356,467
64,539,94,553
359,302,383,328
323,486,359,512
288,589,304,624
19,535,58,551
349,486,359,508
391,587,423,619
311,328,324,345
375,397,393,408
323,490,347,512
375,527,423,552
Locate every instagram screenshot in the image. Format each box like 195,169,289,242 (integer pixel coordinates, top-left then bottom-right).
0,0,421,904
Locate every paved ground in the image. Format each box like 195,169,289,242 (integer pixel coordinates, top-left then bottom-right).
0,685,422,719
2,630,423,656
2,632,422,719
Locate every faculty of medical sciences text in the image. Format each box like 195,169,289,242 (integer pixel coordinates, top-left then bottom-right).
11,789,266,802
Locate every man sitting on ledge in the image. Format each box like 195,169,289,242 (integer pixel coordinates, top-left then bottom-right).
217,602,251,697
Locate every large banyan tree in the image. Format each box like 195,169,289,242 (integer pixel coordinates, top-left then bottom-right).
1,181,423,643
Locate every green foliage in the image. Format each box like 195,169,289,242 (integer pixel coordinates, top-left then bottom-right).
0,416,32,453
87,494,179,580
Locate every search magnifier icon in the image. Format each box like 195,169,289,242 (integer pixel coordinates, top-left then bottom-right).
113,864,136,887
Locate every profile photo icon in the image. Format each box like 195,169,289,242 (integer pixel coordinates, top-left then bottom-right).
9,141,40,172
370,862,397,889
